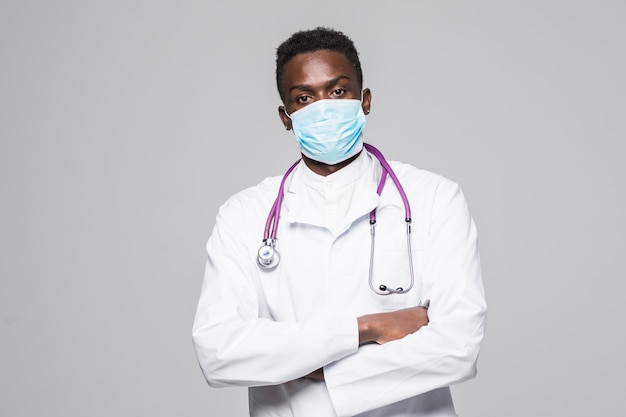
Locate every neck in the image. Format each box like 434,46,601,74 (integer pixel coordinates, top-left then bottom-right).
301,152,362,177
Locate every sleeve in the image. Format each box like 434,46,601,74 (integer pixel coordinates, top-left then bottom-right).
323,180,488,417
192,194,359,388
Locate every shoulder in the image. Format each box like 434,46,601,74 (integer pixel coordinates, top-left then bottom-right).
207,175,283,247
385,161,474,237
218,175,282,217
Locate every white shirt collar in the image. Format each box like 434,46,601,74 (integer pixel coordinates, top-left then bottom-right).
282,150,381,235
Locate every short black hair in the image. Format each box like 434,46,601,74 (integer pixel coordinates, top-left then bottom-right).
275,27,363,101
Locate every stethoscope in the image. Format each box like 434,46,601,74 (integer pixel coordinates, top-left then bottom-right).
257,143,415,296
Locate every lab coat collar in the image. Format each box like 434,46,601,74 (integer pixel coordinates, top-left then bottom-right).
282,149,381,235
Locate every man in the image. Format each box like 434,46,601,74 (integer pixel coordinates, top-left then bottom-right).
193,27,487,417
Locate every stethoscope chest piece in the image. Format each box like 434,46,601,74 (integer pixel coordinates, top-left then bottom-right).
257,240,280,271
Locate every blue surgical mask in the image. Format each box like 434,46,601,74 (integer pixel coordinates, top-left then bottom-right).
287,99,366,165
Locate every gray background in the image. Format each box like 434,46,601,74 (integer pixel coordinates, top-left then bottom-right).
1,1,624,416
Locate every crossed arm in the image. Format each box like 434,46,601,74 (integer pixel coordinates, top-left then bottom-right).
194,179,485,399
304,305,430,380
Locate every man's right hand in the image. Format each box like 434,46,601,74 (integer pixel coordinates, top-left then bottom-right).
357,304,429,345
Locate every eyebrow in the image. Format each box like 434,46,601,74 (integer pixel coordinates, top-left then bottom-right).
288,75,351,93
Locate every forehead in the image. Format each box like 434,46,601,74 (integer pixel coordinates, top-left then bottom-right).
281,49,357,88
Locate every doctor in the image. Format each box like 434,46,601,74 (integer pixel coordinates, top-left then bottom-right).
193,27,487,417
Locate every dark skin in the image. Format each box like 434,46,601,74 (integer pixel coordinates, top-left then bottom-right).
277,50,429,380
278,50,370,176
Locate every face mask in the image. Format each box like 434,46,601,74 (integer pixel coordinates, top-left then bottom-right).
287,99,366,165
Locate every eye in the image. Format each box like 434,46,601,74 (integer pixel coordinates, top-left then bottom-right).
330,89,346,97
296,95,313,104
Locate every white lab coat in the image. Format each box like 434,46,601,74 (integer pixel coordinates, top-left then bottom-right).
193,149,487,417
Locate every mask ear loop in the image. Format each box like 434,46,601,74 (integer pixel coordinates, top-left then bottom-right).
357,94,367,115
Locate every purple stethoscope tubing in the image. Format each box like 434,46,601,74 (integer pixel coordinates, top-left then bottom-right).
363,143,414,295
263,159,300,241
364,143,411,221
257,143,415,296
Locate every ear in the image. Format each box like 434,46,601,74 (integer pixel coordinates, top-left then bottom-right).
361,88,372,115
278,106,292,130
